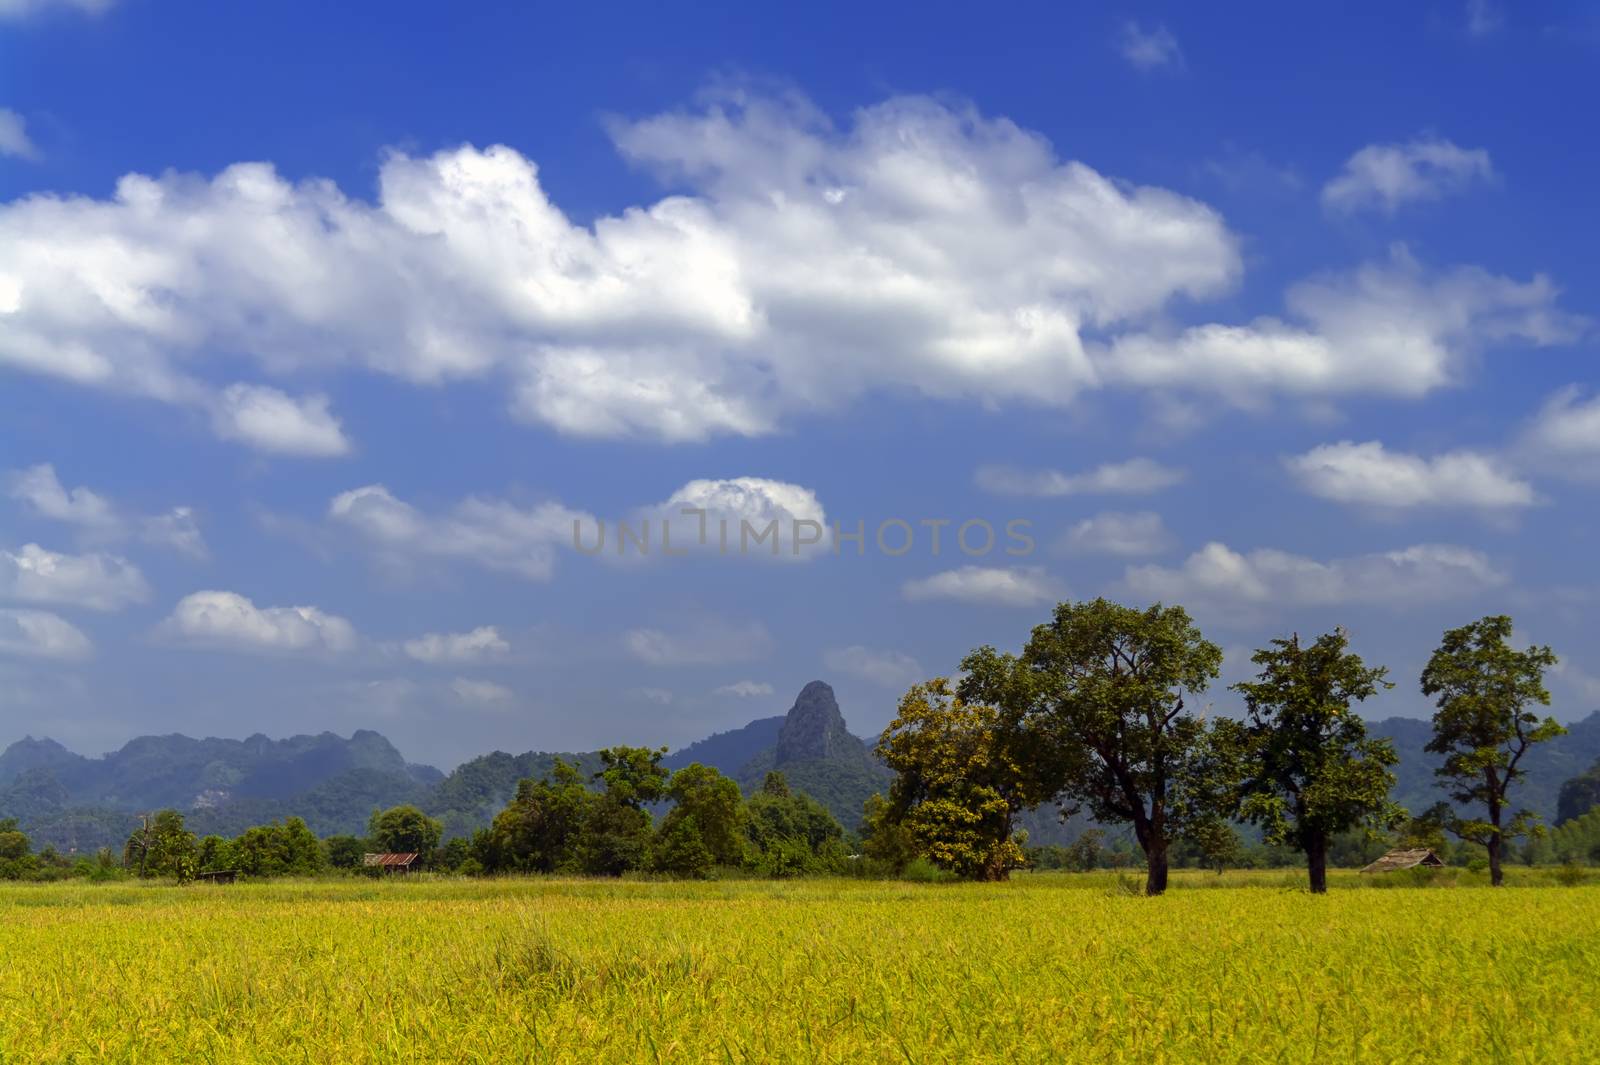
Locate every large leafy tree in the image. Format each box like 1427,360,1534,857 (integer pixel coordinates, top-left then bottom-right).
1421,615,1564,886
368,804,443,861
1230,629,1401,893
124,809,199,882
876,678,1051,881
654,763,747,875
964,599,1223,896
485,760,592,873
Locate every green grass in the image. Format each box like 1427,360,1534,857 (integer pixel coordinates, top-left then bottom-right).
1,872,1596,1063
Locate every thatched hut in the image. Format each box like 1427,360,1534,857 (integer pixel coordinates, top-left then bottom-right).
1360,848,1445,874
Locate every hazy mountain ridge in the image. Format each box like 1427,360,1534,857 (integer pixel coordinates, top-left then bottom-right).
6,705,1597,853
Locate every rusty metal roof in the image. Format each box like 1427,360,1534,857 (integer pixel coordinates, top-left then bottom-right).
1359,848,1444,874
361,852,420,867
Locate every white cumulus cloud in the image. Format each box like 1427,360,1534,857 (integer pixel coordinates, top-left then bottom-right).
902,565,1064,607
1518,386,1600,479
211,384,350,457
158,590,357,654
329,484,592,581
0,608,92,660
1322,137,1494,214
402,625,510,665
1059,511,1175,557
0,90,1240,444
1286,440,1535,509
0,542,149,611
643,477,829,559
1102,249,1578,404
1126,541,1506,610
8,463,207,556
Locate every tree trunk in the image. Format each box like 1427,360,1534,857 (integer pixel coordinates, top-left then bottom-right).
1306,830,1328,895
1487,774,1504,888
1145,837,1169,896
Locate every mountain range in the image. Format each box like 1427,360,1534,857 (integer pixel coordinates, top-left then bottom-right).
4,684,1597,853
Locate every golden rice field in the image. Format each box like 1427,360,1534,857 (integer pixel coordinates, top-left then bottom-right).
1,872,1597,1064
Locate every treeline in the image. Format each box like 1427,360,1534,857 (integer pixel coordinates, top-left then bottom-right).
0,755,858,883
862,602,1567,894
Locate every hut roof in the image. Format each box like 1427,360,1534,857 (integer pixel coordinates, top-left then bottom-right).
361,852,420,868
1360,848,1445,874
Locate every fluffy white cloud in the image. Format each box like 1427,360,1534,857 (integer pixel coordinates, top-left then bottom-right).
1126,541,1506,609
158,590,357,654
1120,22,1183,71
1322,137,1493,214
624,616,774,666
1103,250,1577,403
0,542,149,611
1286,440,1535,509
644,477,829,559
0,108,38,161
902,565,1064,607
713,680,774,697
0,91,1240,443
450,677,514,705
8,463,207,556
0,608,92,660
1518,386,1600,478
211,384,350,457
822,645,924,688
976,458,1183,497
1059,511,1175,557
402,625,510,665
329,484,591,580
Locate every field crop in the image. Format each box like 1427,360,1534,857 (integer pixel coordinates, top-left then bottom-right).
1,872,1596,1063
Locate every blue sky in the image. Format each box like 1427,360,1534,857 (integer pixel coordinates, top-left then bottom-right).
2,0,1598,769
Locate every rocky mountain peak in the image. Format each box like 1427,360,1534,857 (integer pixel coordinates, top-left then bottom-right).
773,681,854,766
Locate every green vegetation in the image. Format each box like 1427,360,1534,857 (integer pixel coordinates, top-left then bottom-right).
1421,615,1565,886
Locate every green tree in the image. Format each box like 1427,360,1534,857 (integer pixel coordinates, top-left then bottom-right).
964,599,1224,896
1185,819,1244,874
1556,760,1600,826
877,678,1050,881
1063,829,1105,872
0,818,29,862
744,772,848,877
1230,629,1401,893
655,763,747,872
196,834,234,872
860,792,918,874
594,746,670,807
125,810,199,882
368,804,443,862
1421,616,1564,887
324,834,367,870
485,760,592,873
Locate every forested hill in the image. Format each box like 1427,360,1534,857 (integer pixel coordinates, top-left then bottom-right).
6,704,1596,853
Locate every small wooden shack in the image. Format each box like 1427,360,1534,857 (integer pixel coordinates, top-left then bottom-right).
1360,848,1445,874
362,852,421,874
194,869,237,884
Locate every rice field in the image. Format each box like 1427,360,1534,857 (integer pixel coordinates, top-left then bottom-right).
1,872,1596,1063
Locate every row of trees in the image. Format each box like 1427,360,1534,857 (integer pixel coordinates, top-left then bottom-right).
96,754,851,883
869,602,1564,894
466,750,850,878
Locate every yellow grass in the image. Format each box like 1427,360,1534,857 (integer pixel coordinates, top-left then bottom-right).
1,873,1596,1063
